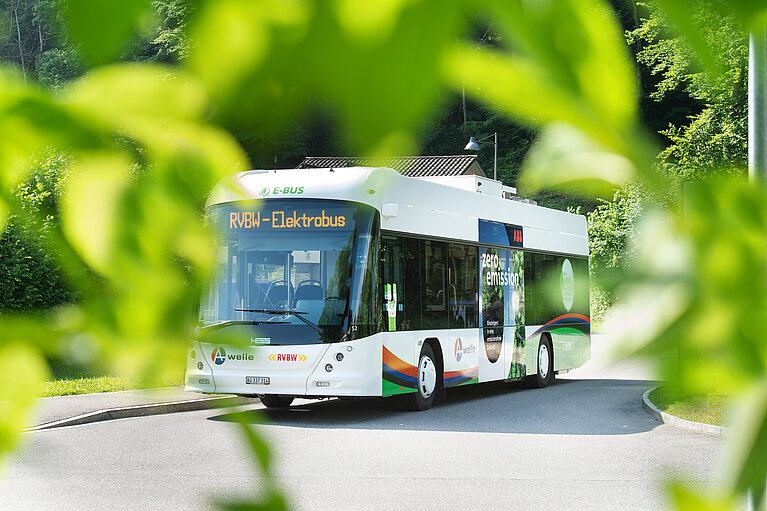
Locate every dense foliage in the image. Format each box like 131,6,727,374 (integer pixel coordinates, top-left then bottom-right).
587,0,750,328
629,0,748,180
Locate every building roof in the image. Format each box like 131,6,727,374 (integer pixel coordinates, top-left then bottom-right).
297,155,485,178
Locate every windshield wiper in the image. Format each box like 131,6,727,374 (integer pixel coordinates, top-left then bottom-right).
197,320,284,335
235,308,325,335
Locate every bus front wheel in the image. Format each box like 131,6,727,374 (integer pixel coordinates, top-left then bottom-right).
404,344,439,411
261,395,294,408
535,335,554,388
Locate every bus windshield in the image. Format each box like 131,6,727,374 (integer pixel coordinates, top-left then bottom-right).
200,199,378,344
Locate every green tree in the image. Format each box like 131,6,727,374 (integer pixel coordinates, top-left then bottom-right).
628,0,748,180
0,150,77,311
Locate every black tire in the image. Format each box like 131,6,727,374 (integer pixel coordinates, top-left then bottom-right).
260,395,294,408
534,335,554,388
403,344,439,411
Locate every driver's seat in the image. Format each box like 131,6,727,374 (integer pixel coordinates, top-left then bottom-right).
264,282,291,308
294,283,323,302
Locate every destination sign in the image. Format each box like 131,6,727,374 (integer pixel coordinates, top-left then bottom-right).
227,207,353,231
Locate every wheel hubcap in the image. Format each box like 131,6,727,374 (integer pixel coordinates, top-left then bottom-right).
419,355,437,398
539,343,550,379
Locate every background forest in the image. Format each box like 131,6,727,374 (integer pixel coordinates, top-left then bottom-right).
0,0,747,321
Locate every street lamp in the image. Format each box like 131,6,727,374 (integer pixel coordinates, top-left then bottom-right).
464,132,498,180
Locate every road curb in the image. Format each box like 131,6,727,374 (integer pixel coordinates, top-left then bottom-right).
25,396,257,432
642,386,728,437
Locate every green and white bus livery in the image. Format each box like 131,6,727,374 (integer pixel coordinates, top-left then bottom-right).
186,167,590,410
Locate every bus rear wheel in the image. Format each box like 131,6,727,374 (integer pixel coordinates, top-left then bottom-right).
404,344,439,411
261,395,294,408
535,335,554,388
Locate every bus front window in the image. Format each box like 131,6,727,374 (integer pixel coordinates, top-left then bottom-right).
199,199,378,344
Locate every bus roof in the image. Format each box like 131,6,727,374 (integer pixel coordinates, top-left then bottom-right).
207,167,588,257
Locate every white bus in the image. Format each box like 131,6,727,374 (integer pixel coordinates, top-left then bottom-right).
186,167,590,410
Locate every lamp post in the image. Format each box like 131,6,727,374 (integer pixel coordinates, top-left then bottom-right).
750,27,767,183
747,25,767,511
464,132,498,180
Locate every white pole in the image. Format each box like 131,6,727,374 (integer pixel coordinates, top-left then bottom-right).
748,27,767,511
749,27,767,182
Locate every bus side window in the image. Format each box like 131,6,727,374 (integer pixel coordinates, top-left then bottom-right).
380,236,401,332
402,237,421,331
380,236,419,331
421,240,448,330
449,243,478,328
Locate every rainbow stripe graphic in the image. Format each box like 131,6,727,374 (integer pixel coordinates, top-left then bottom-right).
526,313,590,340
383,346,479,391
444,366,478,387
382,347,418,389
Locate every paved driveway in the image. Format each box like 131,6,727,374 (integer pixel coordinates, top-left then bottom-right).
0,335,723,510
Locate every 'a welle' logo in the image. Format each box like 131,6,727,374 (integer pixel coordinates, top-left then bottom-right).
211,347,255,365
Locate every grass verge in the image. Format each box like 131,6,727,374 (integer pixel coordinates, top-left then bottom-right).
42,361,184,397
649,386,729,427
41,376,134,397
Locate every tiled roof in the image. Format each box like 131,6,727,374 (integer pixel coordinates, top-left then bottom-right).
297,155,484,177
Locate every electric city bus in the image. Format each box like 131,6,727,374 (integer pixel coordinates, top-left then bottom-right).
186,167,590,410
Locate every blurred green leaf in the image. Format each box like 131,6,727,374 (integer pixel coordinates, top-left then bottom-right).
669,481,734,511
218,493,288,511
334,0,413,43
63,0,152,65
444,0,661,196
214,419,289,510
447,0,637,145
727,384,767,495
64,65,209,126
520,123,636,196
61,153,129,273
238,420,273,474
188,0,464,154
0,342,49,463
0,71,105,188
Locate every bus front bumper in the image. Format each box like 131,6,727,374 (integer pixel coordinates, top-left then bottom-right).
184,337,382,397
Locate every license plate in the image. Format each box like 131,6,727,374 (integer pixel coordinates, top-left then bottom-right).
246,376,270,385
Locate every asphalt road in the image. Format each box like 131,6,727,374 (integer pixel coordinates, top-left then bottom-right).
0,336,724,511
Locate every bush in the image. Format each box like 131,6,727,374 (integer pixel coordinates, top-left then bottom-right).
0,151,77,312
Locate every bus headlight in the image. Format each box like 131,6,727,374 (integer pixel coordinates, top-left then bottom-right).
325,364,333,372
336,353,344,362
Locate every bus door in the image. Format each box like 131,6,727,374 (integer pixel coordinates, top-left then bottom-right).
479,247,507,382
504,250,526,380
478,247,526,382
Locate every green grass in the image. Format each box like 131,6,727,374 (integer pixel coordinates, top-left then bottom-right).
649,386,729,427
41,360,184,397
41,376,134,397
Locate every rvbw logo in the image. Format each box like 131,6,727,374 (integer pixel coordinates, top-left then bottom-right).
268,353,307,362
455,338,463,362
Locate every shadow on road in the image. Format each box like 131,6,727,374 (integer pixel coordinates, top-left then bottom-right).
208,377,662,436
